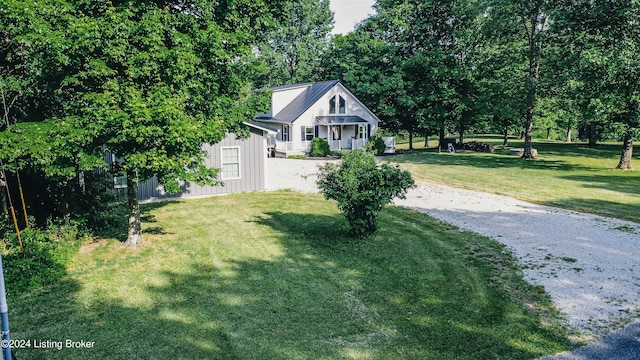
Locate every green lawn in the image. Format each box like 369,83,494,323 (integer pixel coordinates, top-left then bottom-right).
389,136,640,223
9,191,575,359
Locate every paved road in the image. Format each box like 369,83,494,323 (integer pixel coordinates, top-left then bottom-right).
539,321,640,360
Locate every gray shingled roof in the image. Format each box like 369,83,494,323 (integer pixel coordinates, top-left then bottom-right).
271,80,340,124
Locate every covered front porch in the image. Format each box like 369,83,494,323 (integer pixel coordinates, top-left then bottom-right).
267,116,372,157
317,116,370,152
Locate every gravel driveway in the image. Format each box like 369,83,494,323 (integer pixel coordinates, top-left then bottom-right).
266,158,640,342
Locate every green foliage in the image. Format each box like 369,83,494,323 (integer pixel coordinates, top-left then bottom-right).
309,137,331,157
80,192,129,239
316,151,415,237
0,0,286,181
287,154,308,160
254,0,334,86
365,133,387,155
0,0,286,243
550,0,639,167
7,192,574,359
2,222,83,295
324,1,495,149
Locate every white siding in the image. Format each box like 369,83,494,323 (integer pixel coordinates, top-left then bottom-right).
289,83,379,152
272,86,308,116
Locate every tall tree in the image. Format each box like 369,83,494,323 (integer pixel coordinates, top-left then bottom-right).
551,0,639,169
488,0,551,158
321,20,408,140
0,0,284,245
325,0,489,150
478,4,528,146
255,0,333,87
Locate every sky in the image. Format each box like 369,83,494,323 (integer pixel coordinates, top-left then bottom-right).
329,0,376,35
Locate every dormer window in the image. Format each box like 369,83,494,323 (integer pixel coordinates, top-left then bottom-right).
329,95,346,114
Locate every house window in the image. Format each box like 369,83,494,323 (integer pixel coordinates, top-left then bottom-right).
114,173,127,189
281,125,289,141
329,95,346,114
358,125,368,139
109,154,127,189
301,126,315,141
221,146,241,180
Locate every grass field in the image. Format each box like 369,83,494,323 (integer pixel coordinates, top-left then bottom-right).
390,136,640,223
8,192,575,359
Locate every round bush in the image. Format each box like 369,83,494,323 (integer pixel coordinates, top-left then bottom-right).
316,151,415,238
366,134,387,155
309,137,331,157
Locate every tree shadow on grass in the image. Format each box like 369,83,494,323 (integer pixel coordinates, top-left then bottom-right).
9,275,243,360
9,205,574,359
558,174,640,196
252,210,353,250
91,201,176,241
543,173,640,223
388,151,593,172
247,208,575,359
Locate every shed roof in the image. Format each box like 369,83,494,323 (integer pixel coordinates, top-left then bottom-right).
243,121,278,134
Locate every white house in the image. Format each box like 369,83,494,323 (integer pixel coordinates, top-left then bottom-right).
255,80,380,156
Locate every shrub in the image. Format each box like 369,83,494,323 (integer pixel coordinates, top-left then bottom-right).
309,137,331,157
366,133,387,155
288,154,308,160
317,151,415,238
2,222,83,295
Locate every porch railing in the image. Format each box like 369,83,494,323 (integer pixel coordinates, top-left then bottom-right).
351,138,367,150
275,138,368,153
275,140,294,152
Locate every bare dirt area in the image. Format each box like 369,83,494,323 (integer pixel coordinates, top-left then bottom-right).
266,157,640,341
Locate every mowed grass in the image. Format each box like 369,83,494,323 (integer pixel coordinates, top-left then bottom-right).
8,191,574,359
391,136,640,223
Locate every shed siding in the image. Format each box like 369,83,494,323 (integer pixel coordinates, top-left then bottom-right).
137,127,266,201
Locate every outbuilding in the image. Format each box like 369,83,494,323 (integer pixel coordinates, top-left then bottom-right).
127,121,276,201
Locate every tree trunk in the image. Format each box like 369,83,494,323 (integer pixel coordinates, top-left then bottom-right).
424,131,429,148
503,128,509,146
587,122,597,147
522,10,546,160
522,64,537,158
408,130,414,150
458,127,465,148
522,119,535,159
616,133,633,170
439,127,446,151
565,118,572,142
546,127,551,140
124,171,142,247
